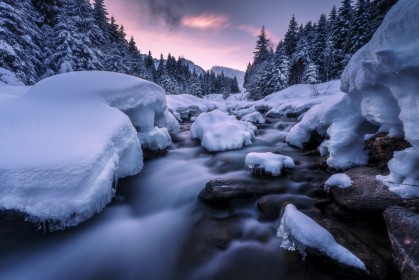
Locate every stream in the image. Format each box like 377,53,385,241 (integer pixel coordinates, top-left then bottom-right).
0,118,380,279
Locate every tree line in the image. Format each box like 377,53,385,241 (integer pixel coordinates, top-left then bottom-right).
0,0,240,97
244,0,399,100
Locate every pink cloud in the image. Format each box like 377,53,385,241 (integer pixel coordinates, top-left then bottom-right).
181,13,230,30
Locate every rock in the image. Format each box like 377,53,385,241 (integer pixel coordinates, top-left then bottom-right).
308,212,398,280
366,133,411,171
383,206,419,279
257,194,314,220
198,179,284,207
330,167,403,213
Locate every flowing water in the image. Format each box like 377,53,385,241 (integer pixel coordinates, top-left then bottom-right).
0,118,376,280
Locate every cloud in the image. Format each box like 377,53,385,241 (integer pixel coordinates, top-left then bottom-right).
141,0,186,26
181,13,230,30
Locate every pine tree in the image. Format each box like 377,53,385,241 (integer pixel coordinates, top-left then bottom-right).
31,0,63,27
283,15,299,56
313,14,328,80
92,0,109,41
349,0,373,55
302,62,320,84
127,36,147,78
333,0,353,77
230,77,240,93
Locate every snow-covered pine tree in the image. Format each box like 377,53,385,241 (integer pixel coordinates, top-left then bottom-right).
313,14,328,81
332,0,353,77
92,0,109,41
32,0,63,27
0,0,43,85
290,34,312,85
104,18,130,73
127,36,147,79
144,51,156,82
246,26,273,99
48,0,104,74
302,62,320,84
230,77,240,94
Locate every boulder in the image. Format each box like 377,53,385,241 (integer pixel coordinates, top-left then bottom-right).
330,167,403,213
383,206,419,279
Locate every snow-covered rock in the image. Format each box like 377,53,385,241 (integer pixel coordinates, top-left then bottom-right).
325,174,352,191
138,127,172,151
241,111,265,124
0,71,177,229
190,110,256,152
245,152,295,176
166,94,226,121
277,204,366,271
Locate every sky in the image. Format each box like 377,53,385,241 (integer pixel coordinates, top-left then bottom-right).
104,0,343,71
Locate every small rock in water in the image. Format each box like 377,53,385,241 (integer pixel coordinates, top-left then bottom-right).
198,179,284,207
383,206,419,279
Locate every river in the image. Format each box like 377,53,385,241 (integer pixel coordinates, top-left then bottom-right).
0,117,367,280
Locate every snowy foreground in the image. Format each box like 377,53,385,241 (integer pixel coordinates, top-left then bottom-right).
0,72,178,229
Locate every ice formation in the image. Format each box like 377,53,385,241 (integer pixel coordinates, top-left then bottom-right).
0,71,178,229
190,110,256,152
245,152,295,176
324,174,352,191
277,204,366,271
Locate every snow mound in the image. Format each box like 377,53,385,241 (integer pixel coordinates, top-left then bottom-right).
325,174,352,191
190,110,256,152
241,111,265,124
0,71,176,229
166,94,226,121
277,204,366,271
245,152,295,176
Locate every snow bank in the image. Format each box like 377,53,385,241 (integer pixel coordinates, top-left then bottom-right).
256,80,340,118
245,152,295,176
325,174,352,191
190,110,256,152
166,94,226,121
287,0,419,196
277,204,366,271
0,71,177,229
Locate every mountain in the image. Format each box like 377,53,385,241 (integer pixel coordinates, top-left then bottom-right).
211,66,245,89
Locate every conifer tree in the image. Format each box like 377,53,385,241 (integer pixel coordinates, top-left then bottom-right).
283,15,299,56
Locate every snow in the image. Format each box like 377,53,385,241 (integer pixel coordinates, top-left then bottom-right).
324,173,352,191
256,80,341,118
241,111,265,124
166,94,226,121
190,110,256,152
277,204,366,271
138,127,172,151
245,152,295,176
0,71,177,229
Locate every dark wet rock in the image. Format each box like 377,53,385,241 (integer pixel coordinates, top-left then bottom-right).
308,212,399,280
257,194,314,220
383,206,419,279
198,179,284,207
142,148,168,160
313,198,333,210
366,133,411,171
330,167,403,213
